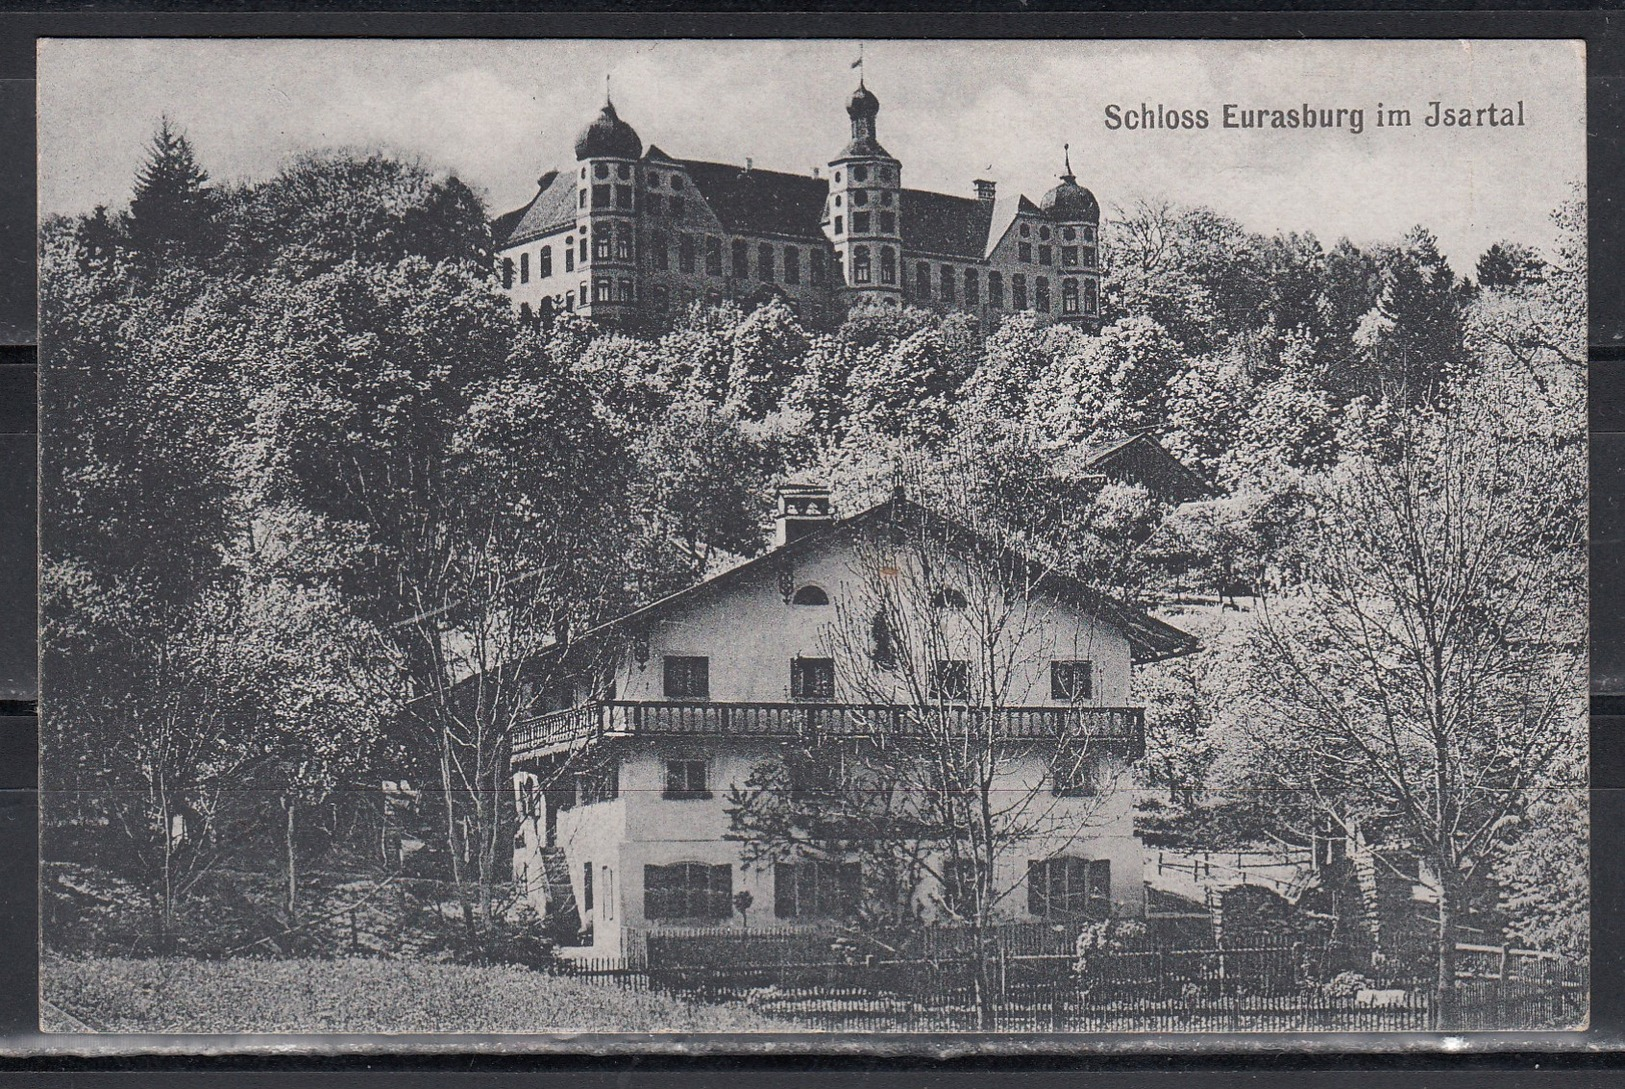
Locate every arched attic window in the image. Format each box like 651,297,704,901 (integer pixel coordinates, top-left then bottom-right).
792,585,831,606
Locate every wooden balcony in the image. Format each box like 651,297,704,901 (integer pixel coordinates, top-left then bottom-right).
512,700,1145,763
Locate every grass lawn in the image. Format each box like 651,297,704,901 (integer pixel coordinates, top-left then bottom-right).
42,955,792,1034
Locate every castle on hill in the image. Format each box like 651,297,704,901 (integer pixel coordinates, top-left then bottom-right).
491,78,1103,330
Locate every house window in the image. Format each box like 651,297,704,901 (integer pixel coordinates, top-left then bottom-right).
594,228,612,260
1038,244,1052,266
1035,276,1051,313
565,247,575,273
758,243,775,281
592,184,611,208
679,234,696,273
1051,751,1096,797
792,584,829,606
834,215,843,236
810,248,826,285
664,758,711,800
791,657,836,701
879,247,896,285
1018,242,1032,263
1085,278,1099,314
501,257,514,289
775,861,860,919
852,211,870,234
870,612,897,669
577,760,620,805
852,246,871,284
988,271,1003,308
878,211,895,234
540,246,553,278
1028,857,1111,918
645,862,732,920
1051,660,1093,701
732,239,749,278
519,252,530,284
1062,279,1080,315
783,246,801,285
929,587,968,610
706,237,722,276
929,659,971,701
651,232,669,271
1061,246,1078,268
964,269,979,306
663,655,710,699
939,265,954,302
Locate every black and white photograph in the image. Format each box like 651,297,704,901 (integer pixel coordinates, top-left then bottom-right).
36,37,1588,1038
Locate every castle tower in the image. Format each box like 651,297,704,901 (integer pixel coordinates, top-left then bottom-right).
1039,144,1102,329
573,90,643,323
824,78,903,307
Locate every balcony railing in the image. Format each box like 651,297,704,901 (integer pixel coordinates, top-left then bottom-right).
512,700,1145,762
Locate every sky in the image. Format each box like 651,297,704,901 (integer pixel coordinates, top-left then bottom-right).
38,38,1586,269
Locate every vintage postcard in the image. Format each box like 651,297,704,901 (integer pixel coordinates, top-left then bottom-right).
37,38,1586,1039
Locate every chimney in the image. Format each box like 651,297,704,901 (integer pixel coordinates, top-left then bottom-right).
773,482,834,548
745,157,754,173
974,179,997,203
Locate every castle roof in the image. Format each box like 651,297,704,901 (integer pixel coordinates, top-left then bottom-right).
899,189,996,260
679,159,829,242
494,168,579,247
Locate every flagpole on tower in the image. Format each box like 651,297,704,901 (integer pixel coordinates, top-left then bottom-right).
853,43,865,85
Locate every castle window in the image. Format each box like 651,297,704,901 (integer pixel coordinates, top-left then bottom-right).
1081,246,1097,268
668,197,684,217
501,257,514,290
1019,223,1031,238
1084,279,1098,314
645,193,662,216
565,247,575,273
1012,274,1027,309
581,167,587,179
879,246,896,285
964,269,978,305
595,163,609,179
592,184,611,208
1036,276,1051,313
594,228,612,260
1062,279,1080,314
790,657,836,701
852,211,870,234
834,216,843,236
731,239,749,278
1018,242,1032,263
792,584,829,606
565,290,574,310
519,252,530,284
619,279,634,302
594,278,613,304
878,211,895,234
616,185,634,210
880,190,892,206
651,232,669,271
653,284,670,310
939,265,954,303
810,248,826,285
1039,226,1052,241
1038,245,1052,266
853,164,868,182
540,246,553,278
519,302,533,325
852,246,871,284
679,234,696,273
671,175,685,191
615,229,632,261
579,235,588,263
784,246,801,285
616,163,631,181
759,243,775,281
988,271,1003,308
834,171,841,183
1061,246,1077,268
1063,226,1076,241
834,195,842,208
647,173,661,187
916,262,930,297
1083,226,1095,242
706,237,722,276
579,190,586,209
580,280,588,301
852,189,868,207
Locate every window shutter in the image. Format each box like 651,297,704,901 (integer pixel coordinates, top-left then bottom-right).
710,864,733,919
774,863,797,919
1027,860,1046,916
1089,859,1112,912
839,862,863,916
644,864,666,920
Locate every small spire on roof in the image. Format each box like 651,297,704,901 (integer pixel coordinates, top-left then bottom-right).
1062,143,1074,181
605,73,612,106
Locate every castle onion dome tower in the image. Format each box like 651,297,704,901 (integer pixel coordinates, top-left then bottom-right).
824,76,904,308
1039,145,1103,328
574,101,643,161
574,92,644,324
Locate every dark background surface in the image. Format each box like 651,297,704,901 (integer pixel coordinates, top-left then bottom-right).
0,6,1621,1077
